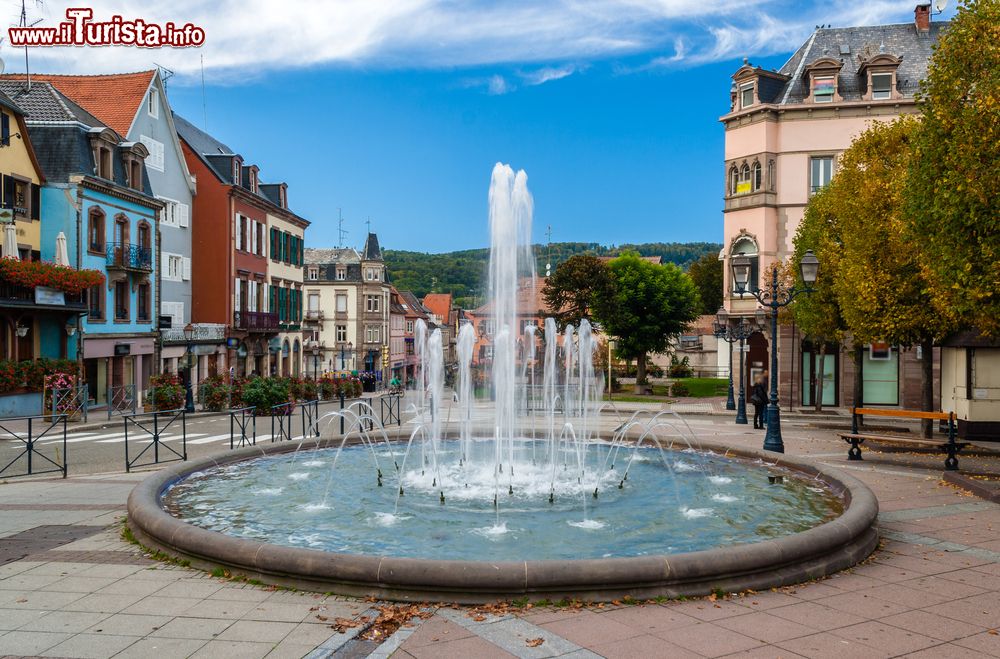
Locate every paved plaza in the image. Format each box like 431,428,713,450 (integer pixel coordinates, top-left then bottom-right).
1,409,999,658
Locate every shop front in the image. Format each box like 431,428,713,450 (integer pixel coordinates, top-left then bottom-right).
82,335,155,406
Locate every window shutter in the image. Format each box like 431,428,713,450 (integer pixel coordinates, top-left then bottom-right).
2,175,13,209
234,278,242,312
251,221,257,255
182,257,191,281
178,203,189,228
269,284,275,313
162,254,171,279
30,184,40,220
270,228,277,260
1,113,9,145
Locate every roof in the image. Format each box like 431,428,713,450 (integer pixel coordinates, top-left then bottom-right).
0,71,155,135
362,233,382,261
173,112,234,155
0,81,109,128
0,89,24,117
399,291,430,318
422,293,453,320
473,277,549,316
304,247,361,265
765,21,945,105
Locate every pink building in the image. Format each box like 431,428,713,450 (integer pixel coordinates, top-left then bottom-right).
720,4,944,409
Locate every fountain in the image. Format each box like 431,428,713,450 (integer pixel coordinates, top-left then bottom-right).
128,163,878,602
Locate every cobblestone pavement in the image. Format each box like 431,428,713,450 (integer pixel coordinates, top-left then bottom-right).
1,417,998,658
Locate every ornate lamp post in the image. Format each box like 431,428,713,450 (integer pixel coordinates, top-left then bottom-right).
712,308,737,411
716,309,757,425
182,322,195,413
731,251,819,453
311,343,321,381
340,341,353,372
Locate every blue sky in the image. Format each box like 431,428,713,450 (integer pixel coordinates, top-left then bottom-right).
2,1,956,253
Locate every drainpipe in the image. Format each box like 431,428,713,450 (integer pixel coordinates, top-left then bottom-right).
69,185,84,387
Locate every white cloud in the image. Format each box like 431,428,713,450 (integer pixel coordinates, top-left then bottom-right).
0,0,928,83
487,75,512,95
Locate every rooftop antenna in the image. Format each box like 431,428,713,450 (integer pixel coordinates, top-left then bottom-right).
337,208,348,248
200,54,208,131
20,0,43,91
154,63,175,88
365,216,372,235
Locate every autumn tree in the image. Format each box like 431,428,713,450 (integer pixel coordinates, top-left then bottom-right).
828,117,954,435
906,0,1000,337
593,253,701,394
542,255,613,330
790,188,846,411
687,252,723,315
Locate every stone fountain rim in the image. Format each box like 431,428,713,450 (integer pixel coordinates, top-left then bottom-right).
127,432,879,604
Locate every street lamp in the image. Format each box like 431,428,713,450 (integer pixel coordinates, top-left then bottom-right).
716,309,758,425
712,308,736,411
607,338,616,399
311,343,321,381
732,250,819,453
182,322,195,413
340,341,353,371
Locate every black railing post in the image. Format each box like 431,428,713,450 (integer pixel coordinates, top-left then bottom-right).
181,411,187,461
124,416,131,473
26,416,32,476
851,408,858,435
61,415,67,478
153,411,159,465
230,408,235,449
340,391,345,434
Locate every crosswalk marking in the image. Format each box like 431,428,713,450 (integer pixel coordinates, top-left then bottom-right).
187,433,233,445
95,433,206,444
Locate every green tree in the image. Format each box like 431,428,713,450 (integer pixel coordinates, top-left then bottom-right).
687,252,723,315
906,0,1000,337
791,187,847,411
542,255,613,330
594,253,701,394
828,117,955,435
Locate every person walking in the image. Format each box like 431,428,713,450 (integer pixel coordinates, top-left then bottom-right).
751,373,767,429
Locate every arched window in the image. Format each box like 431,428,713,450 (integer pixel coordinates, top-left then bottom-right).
731,237,759,294
137,221,151,250
767,159,776,191
729,166,739,195
88,208,105,254
752,161,762,191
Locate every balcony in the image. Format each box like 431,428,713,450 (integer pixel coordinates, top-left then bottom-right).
305,309,324,321
160,323,227,344
0,282,86,312
233,310,279,332
107,242,153,273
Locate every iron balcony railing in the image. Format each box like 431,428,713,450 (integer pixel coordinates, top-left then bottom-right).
107,242,153,272
0,282,86,309
233,310,279,332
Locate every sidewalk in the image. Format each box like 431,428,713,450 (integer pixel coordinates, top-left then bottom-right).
1,423,999,657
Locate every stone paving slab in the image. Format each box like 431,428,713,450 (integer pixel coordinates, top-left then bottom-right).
0,422,998,658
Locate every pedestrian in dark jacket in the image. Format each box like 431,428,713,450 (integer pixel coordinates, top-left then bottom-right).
751,374,768,429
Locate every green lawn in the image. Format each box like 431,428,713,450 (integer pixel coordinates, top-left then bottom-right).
675,378,728,397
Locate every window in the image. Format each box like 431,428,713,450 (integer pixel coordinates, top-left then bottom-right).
88,208,105,253
810,156,834,194
336,267,346,281
740,83,754,109
308,292,319,312
88,284,104,320
128,158,143,190
114,280,129,321
731,237,759,294
336,325,347,342
871,73,892,100
1,112,9,146
812,75,835,103
308,267,318,281
164,254,182,281
336,293,348,313
95,145,113,179
137,222,150,250
148,89,159,118
366,295,380,313
729,166,738,195
238,215,247,251
752,161,762,191
406,320,414,333
139,135,165,172
256,222,264,256
366,325,381,343
137,283,150,321
734,164,751,194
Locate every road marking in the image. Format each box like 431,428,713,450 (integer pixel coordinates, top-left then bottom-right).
95,433,207,444
187,434,233,445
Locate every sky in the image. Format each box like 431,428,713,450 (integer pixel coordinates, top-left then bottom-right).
0,1,957,253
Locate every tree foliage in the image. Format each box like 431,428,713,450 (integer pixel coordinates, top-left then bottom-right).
790,185,846,346
541,255,613,330
824,117,954,347
686,252,723,315
383,241,720,307
593,253,701,392
906,0,1000,336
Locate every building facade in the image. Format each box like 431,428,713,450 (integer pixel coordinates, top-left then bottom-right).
3,81,162,405
264,187,307,378
719,6,944,410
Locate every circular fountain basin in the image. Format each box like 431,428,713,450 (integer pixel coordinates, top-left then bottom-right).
128,435,878,603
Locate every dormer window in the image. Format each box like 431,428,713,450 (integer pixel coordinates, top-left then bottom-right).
128,159,142,190
812,76,835,103
279,185,287,209
232,159,241,186
858,53,902,102
307,266,319,281
336,267,346,281
96,145,112,179
249,166,259,193
740,83,754,109
871,73,892,100
804,57,844,104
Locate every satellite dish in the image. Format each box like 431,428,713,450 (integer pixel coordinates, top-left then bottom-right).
934,0,948,12
0,58,5,75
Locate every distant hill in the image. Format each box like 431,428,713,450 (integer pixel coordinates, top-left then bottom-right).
384,241,721,309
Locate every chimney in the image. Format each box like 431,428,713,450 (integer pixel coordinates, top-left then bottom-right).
915,3,931,33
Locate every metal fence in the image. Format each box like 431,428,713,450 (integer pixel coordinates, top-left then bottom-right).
269,402,296,442
124,409,187,473
50,384,88,422
519,385,565,415
380,394,401,427
107,384,137,419
0,414,67,479
300,400,320,439
229,406,256,449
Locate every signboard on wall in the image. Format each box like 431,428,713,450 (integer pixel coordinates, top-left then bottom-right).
35,286,65,306
114,343,131,356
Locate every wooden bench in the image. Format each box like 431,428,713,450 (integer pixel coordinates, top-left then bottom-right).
838,407,968,471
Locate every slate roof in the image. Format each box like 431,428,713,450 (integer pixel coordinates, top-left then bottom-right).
304,247,361,265
173,113,234,155
768,21,946,105
0,80,107,127
399,291,430,319
362,233,382,261
0,71,155,135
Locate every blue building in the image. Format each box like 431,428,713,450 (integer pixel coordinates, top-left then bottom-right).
0,81,162,406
